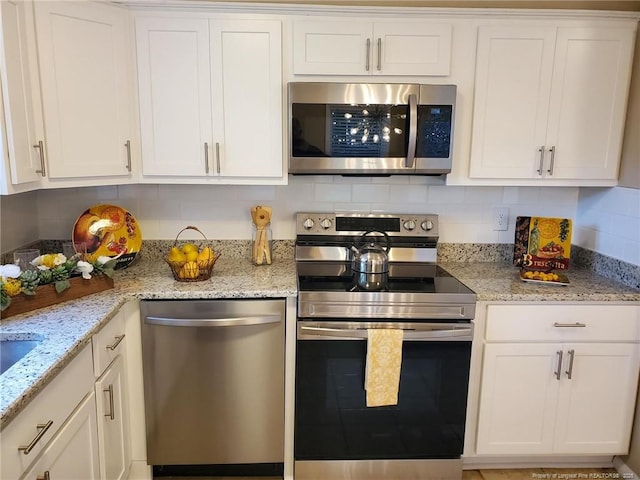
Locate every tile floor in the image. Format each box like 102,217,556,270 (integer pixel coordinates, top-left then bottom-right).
158,468,622,480
464,468,621,480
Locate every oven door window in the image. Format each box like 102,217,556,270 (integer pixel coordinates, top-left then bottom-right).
292,103,410,158
295,339,470,460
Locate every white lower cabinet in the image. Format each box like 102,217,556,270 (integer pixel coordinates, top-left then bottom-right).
0,345,96,479
92,310,130,480
21,391,101,480
95,356,129,480
476,304,640,456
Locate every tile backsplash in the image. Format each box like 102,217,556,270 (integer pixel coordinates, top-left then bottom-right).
1,178,638,269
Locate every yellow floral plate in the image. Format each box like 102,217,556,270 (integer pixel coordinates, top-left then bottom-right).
72,204,142,269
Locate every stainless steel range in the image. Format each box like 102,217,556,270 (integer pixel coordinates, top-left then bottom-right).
294,212,476,480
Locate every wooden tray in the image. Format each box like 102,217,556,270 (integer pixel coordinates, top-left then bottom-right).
1,276,114,319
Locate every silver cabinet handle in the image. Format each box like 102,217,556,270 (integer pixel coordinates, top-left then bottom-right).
145,314,281,328
106,334,125,351
34,140,46,177
18,420,53,454
554,350,563,380
547,146,556,175
565,349,575,379
215,142,221,174
376,37,382,71
204,142,209,174
554,322,586,328
537,146,545,175
104,384,115,420
36,472,51,480
124,140,132,172
365,38,371,71
405,93,418,169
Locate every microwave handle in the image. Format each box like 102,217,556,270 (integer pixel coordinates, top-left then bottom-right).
405,93,418,169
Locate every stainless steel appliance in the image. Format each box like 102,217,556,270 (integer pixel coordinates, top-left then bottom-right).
288,82,456,176
294,212,475,480
140,299,285,477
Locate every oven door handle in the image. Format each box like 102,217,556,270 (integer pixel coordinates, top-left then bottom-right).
298,324,472,341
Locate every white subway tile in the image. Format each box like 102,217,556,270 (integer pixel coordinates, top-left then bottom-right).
315,183,351,202
427,185,465,204
352,184,389,203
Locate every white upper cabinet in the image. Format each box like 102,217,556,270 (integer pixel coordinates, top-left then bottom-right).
34,1,134,179
469,22,636,184
136,15,283,183
0,0,43,193
210,19,283,179
136,17,211,177
292,19,452,76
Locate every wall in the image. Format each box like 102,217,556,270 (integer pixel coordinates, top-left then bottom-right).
619,21,640,190
574,187,640,266
0,190,39,253
31,177,579,246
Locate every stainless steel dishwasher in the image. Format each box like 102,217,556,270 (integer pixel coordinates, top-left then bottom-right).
140,299,285,477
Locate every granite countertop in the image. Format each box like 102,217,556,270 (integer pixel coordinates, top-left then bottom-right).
440,261,640,302
0,255,298,428
1,256,638,428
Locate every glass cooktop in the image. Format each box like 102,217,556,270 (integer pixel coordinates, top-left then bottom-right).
297,263,474,295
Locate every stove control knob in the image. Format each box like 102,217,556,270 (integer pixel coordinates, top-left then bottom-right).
403,219,416,231
320,218,332,230
421,220,434,231
302,218,315,230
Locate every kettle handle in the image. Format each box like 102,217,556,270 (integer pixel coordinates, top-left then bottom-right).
357,230,391,253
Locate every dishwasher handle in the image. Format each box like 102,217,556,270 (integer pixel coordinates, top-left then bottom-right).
145,314,281,328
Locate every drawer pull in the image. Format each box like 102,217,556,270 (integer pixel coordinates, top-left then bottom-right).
106,334,125,351
104,384,115,420
553,322,586,328
37,471,51,480
565,349,575,379
554,350,563,380
18,420,53,454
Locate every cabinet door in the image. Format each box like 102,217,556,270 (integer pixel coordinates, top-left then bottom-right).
292,20,371,75
22,392,100,480
96,355,130,480
469,25,556,179
136,17,212,177
0,0,42,187
476,343,560,455
373,22,452,76
554,343,640,454
34,1,133,179
545,27,635,180
210,19,282,178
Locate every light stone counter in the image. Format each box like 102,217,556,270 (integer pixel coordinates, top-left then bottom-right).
439,261,640,302
0,255,297,428
1,254,638,428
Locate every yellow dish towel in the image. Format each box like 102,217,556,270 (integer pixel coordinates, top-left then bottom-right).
365,329,404,407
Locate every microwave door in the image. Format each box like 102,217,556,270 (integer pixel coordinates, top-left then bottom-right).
290,101,414,175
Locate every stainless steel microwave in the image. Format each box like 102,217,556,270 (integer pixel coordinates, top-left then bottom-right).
288,82,456,176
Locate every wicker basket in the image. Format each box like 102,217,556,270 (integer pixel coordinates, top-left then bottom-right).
165,226,221,282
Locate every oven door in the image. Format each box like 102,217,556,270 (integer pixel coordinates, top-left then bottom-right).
295,320,472,473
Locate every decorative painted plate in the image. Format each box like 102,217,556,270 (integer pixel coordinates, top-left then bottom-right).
72,204,142,269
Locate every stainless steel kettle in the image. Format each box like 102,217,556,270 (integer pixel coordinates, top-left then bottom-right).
350,231,390,290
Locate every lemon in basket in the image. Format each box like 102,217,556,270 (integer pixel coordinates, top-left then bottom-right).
179,261,200,279
197,246,215,269
167,246,187,265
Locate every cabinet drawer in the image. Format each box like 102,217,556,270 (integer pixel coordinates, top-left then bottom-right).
486,305,640,342
92,311,125,377
0,344,93,480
